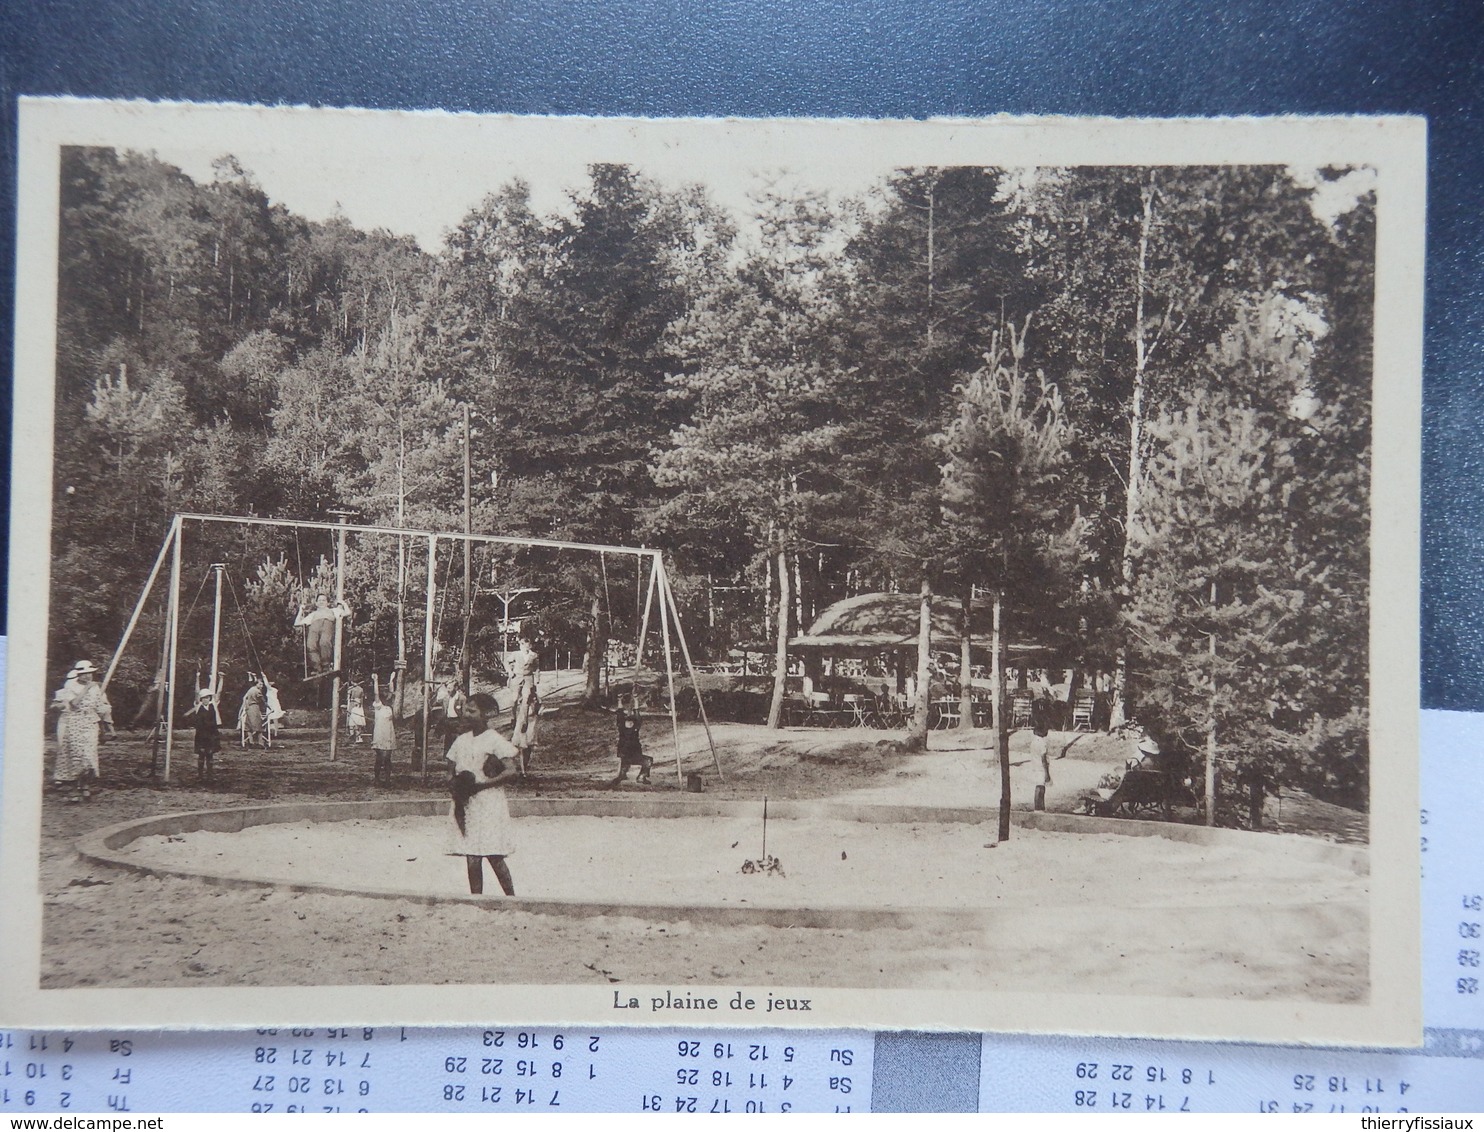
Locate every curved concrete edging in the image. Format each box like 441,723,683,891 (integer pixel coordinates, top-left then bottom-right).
75,796,1366,930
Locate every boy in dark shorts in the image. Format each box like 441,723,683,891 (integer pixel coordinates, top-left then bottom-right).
610,695,652,786
185,682,223,781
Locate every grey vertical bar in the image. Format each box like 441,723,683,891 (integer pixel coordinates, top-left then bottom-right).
871,1032,981,1112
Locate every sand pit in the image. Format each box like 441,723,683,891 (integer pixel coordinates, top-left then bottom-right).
48,718,1371,1002
110,808,1366,917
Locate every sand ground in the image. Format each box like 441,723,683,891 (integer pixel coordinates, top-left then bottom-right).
37,679,1369,1001
120,814,1363,912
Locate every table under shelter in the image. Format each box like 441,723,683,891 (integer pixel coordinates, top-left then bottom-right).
784,592,1066,730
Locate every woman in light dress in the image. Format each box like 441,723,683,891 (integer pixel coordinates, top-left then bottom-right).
446,692,518,896
510,681,540,776
238,675,266,748
51,662,81,751
50,660,113,802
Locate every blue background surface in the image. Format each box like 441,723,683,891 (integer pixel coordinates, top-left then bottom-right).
1,0,1480,705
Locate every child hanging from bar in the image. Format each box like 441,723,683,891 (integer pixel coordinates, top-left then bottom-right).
295,593,351,679
447,692,518,896
185,671,224,781
509,636,540,715
610,692,652,787
371,671,399,786
261,670,285,746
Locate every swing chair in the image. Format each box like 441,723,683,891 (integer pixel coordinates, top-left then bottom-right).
105,512,725,788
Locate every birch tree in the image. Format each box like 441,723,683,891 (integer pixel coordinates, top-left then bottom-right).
1020,166,1330,722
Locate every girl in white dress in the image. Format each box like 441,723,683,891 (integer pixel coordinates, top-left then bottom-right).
346,680,367,744
446,692,519,895
262,673,285,745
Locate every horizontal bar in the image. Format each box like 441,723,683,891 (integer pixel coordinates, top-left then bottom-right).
174,513,659,559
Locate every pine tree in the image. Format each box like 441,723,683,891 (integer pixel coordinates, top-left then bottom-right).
1020,166,1332,720
938,319,1084,836
653,189,845,727
1127,388,1369,819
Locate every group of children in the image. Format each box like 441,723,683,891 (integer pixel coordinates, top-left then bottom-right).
180,671,289,780
324,670,403,785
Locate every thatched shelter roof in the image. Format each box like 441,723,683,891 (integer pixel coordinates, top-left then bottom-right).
789,592,1053,658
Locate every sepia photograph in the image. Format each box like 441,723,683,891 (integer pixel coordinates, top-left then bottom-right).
0,102,1423,1042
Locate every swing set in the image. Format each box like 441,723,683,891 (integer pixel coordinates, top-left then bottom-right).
102,512,724,786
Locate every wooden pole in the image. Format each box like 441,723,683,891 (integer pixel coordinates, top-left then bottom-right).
632,558,659,698
765,545,789,730
208,563,224,717
150,601,169,774
906,573,931,750
995,591,1011,843
395,421,408,716
102,523,176,691
163,516,183,784
172,510,655,560
461,404,473,696
421,535,437,782
1206,580,1217,827
658,559,724,782
656,557,684,785
959,587,974,730
329,512,349,761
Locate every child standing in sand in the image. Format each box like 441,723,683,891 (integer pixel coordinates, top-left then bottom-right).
447,692,518,896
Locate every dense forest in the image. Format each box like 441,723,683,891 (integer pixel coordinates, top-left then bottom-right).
49,146,1374,806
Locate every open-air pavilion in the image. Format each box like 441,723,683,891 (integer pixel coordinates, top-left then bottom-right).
785,592,1064,729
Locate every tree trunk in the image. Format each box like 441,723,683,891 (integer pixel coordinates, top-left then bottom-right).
766,547,791,729
958,587,974,730
994,591,1011,842
792,551,805,637
904,573,931,752
582,590,603,706
763,521,774,642
1112,173,1159,731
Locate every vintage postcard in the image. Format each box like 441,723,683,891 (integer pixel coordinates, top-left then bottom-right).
1,100,1423,1043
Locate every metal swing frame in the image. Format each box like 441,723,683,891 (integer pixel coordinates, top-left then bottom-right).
104,512,724,786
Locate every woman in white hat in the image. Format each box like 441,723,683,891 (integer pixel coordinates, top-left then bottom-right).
51,660,113,802
48,662,82,753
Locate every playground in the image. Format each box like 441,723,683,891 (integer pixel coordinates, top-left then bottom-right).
32,512,1369,1005
39,674,1369,1003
